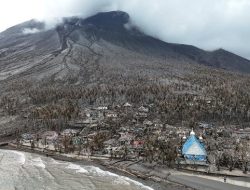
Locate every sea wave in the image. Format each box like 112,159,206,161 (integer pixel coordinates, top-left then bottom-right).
0,150,154,190
10,150,26,165
121,176,154,190
83,166,154,190
66,163,89,174
0,150,26,165
85,166,119,177
31,157,46,168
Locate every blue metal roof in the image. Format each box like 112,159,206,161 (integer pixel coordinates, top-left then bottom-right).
182,134,207,161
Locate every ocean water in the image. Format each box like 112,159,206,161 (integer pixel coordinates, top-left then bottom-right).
0,150,154,190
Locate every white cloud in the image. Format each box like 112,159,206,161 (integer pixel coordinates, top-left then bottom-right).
22,28,41,34
0,0,43,31
0,0,250,59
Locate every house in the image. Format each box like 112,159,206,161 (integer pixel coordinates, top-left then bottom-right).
118,132,134,146
105,112,118,118
138,106,149,113
132,140,144,149
199,122,214,129
72,136,83,145
21,133,34,142
97,106,108,110
182,129,207,161
123,102,132,107
143,119,153,126
135,112,148,118
68,120,85,129
61,129,79,137
233,128,250,139
103,138,119,154
42,131,58,143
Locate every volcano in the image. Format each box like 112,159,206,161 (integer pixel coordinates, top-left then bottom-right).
1,11,250,137
0,11,250,85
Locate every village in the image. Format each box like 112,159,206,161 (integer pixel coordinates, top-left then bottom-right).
12,102,250,176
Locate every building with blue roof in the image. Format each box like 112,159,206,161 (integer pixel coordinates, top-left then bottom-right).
182,129,207,162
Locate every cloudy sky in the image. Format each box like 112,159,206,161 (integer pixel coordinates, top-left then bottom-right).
0,0,249,59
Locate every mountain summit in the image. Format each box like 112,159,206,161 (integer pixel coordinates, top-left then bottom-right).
0,11,250,84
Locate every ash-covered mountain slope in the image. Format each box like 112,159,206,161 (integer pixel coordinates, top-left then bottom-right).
0,11,250,85
2,12,250,134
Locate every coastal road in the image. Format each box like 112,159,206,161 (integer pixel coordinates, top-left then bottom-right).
169,174,250,190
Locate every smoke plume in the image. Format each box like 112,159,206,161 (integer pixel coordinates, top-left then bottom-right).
0,0,250,59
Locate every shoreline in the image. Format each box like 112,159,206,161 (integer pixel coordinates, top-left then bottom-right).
1,142,249,189
0,143,191,190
